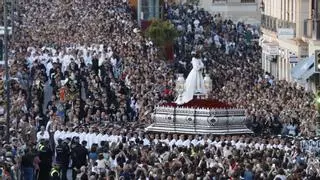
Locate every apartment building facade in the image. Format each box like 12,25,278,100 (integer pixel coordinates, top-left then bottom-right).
199,0,261,23
260,0,320,92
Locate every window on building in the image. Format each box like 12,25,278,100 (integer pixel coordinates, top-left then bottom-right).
241,0,255,3
212,0,227,3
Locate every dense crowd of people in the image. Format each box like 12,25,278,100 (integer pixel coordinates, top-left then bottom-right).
168,5,316,137
0,0,318,179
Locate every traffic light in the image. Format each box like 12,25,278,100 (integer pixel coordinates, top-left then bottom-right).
315,50,320,72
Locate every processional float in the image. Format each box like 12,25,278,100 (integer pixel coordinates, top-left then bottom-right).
146,56,253,134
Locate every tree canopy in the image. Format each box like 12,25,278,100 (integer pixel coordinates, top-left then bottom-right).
145,20,178,47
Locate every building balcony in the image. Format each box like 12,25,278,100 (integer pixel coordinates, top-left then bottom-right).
212,0,227,4
261,14,296,34
261,14,277,32
303,19,320,40
212,0,257,5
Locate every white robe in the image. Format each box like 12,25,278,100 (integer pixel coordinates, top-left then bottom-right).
79,132,86,144
183,139,191,148
102,134,109,143
96,133,103,146
86,133,97,148
175,57,205,105
37,131,50,142
54,130,62,145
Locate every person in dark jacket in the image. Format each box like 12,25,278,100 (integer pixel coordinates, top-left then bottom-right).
55,139,70,180
71,139,88,180
21,148,35,180
38,140,53,180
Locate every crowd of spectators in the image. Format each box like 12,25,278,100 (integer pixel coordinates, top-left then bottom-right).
169,4,316,137
0,0,318,179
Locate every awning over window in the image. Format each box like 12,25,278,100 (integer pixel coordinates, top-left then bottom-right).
291,55,315,84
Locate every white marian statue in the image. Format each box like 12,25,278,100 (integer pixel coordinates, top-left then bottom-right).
175,55,206,105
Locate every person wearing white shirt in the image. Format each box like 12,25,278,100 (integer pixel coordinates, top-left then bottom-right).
143,134,151,146
108,131,119,144
211,139,217,147
72,128,80,140
153,134,160,145
215,141,223,149
254,142,261,150
230,139,236,147
45,59,53,78
110,56,117,67
59,127,68,141
101,132,109,144
84,52,92,66
65,128,74,140
96,129,104,146
86,128,95,149
214,34,221,48
212,137,221,148
277,144,284,150
54,126,62,146
187,24,192,33
165,134,173,146
159,133,169,145
259,143,265,151
169,138,176,148
92,131,99,145
106,47,113,59
183,135,193,148
128,134,136,144
191,135,200,147
37,126,50,142
199,135,212,146
284,145,291,152
193,19,200,28
98,52,105,67
27,53,36,69
198,136,208,146
223,145,232,158
235,141,242,150
45,119,53,133
175,135,185,147
266,143,273,150
79,128,86,144
278,140,285,150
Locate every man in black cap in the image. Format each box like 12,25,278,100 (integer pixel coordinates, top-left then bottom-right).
55,139,70,180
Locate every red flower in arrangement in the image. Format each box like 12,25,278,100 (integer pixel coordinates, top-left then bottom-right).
162,99,234,109
163,88,172,95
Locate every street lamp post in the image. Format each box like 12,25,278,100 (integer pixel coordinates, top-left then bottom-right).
3,0,11,142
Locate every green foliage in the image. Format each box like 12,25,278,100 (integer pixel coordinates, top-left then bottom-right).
188,0,200,5
316,91,320,113
145,20,178,47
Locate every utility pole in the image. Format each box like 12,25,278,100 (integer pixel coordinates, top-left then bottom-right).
3,0,11,142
